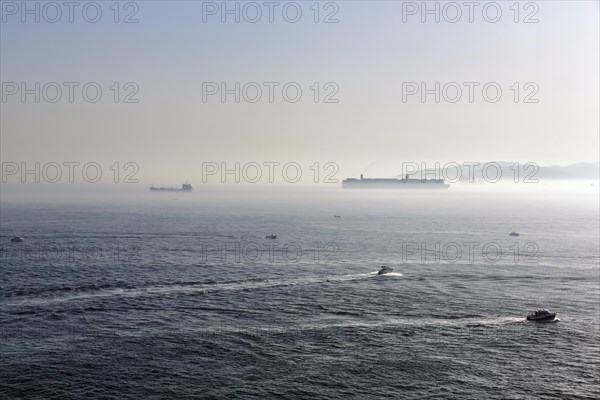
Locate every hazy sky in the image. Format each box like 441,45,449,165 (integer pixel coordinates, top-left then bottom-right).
1,0,599,183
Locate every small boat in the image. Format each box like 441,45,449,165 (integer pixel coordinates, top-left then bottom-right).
10,236,23,242
265,234,277,239
377,266,395,275
149,182,192,192
333,215,341,218
509,232,520,237
526,309,557,322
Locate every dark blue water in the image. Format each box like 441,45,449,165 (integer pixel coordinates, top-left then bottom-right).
1,192,599,399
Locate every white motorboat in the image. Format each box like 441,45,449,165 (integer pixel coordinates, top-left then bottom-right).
377,266,395,275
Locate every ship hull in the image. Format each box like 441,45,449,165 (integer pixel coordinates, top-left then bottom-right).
342,179,449,189
149,188,191,192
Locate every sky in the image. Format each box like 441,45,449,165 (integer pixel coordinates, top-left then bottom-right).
1,0,599,184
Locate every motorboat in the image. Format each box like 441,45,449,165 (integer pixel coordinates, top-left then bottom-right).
526,309,557,322
377,266,395,275
265,234,277,239
509,232,520,237
10,236,23,242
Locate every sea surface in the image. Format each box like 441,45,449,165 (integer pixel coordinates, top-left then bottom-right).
1,190,599,399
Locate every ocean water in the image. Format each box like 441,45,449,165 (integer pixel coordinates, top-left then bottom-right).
1,190,599,399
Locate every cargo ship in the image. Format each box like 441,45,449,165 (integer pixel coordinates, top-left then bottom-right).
342,174,449,189
149,182,193,192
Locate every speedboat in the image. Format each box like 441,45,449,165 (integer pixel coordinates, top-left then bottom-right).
377,266,394,275
265,234,277,239
10,236,23,242
526,309,557,322
509,232,520,237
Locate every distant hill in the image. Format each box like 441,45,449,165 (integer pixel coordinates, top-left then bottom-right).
534,162,600,180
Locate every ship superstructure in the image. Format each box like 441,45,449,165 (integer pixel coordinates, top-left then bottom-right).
342,174,449,189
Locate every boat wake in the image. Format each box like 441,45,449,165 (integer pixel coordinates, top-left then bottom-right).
103,316,530,341
386,316,524,328
2,272,378,307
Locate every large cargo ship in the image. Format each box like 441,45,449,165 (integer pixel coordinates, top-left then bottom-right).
342,174,449,189
149,182,193,192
